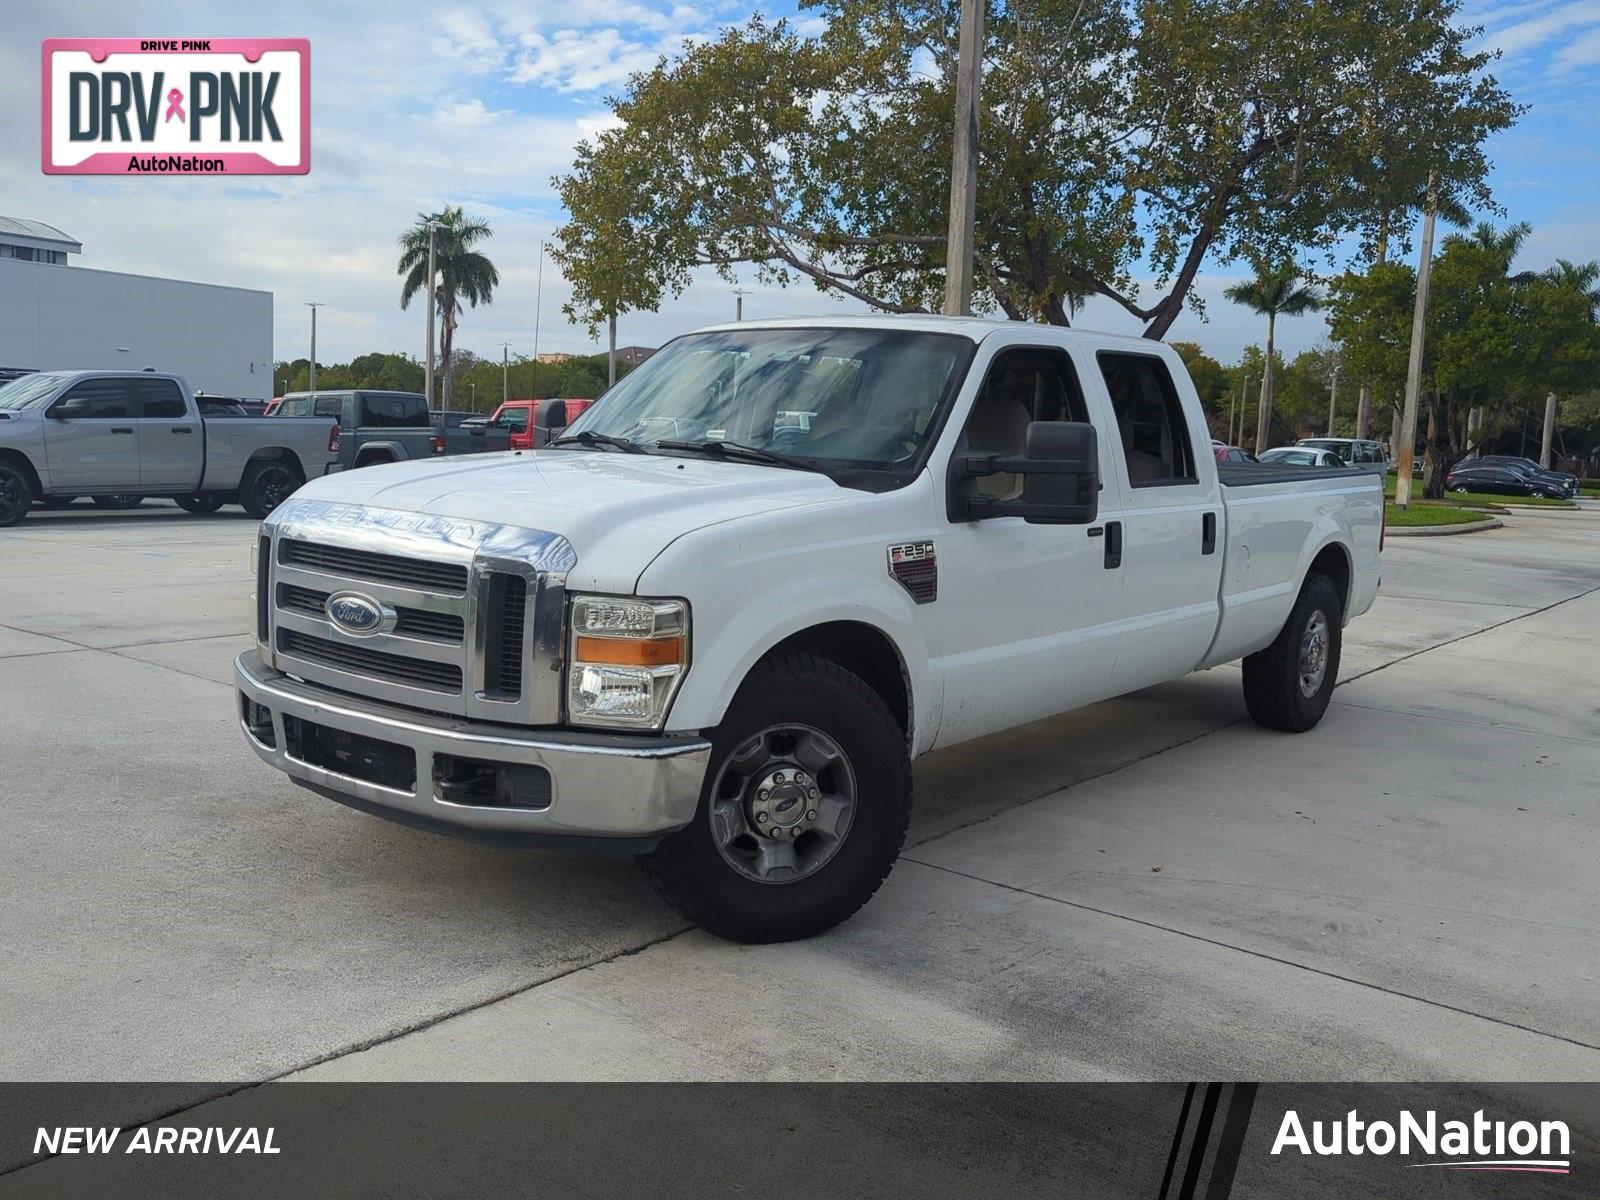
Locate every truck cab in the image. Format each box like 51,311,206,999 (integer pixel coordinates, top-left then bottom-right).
489,398,599,451
236,317,1382,942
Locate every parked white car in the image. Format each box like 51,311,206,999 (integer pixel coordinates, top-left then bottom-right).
236,316,1384,942
1260,446,1349,468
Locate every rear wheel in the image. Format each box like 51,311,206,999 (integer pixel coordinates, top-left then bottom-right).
640,651,911,943
91,494,143,509
239,460,301,519
175,493,226,514
0,463,35,527
1242,573,1343,733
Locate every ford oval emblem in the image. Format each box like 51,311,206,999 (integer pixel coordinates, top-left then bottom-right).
325,591,392,636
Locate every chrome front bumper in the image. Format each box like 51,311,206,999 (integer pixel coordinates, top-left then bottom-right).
234,651,710,847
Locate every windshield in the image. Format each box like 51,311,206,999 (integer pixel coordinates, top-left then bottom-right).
0,373,72,411
561,328,972,475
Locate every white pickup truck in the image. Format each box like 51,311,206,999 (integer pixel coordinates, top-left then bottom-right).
0,370,339,526
235,317,1384,942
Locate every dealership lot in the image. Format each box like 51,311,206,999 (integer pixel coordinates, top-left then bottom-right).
2,503,1598,1094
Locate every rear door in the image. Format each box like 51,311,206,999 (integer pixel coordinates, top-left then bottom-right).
1084,348,1225,695
134,377,202,489
41,376,140,490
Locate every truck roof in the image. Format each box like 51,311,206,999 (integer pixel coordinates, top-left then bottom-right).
693,312,1160,348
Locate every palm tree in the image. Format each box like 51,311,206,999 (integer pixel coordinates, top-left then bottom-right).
1225,262,1323,453
398,207,499,407
1546,258,1600,320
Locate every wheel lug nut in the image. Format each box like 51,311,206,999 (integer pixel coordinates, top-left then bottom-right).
758,788,770,799
808,788,818,799
772,771,785,783
806,810,817,821
756,812,768,823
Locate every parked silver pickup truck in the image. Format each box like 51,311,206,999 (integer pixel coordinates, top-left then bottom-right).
0,370,340,526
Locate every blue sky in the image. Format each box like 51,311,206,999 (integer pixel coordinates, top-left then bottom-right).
5,0,1597,368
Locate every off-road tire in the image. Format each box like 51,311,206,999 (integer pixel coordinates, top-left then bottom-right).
1242,573,1343,733
640,651,911,943
239,460,302,519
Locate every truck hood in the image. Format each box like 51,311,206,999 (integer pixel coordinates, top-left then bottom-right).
289,449,852,590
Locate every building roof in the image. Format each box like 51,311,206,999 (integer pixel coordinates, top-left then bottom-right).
0,216,82,253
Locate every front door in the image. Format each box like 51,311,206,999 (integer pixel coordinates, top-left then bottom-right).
134,377,202,489
931,346,1126,748
1084,349,1225,695
41,377,140,490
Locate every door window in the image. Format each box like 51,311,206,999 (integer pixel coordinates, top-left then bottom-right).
134,378,187,418
957,349,1088,501
53,378,130,418
313,397,341,417
496,407,529,431
1096,353,1196,486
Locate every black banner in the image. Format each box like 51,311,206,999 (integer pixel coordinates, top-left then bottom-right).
0,1083,1592,1197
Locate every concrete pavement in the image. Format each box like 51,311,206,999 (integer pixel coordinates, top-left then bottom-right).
2,499,1597,1090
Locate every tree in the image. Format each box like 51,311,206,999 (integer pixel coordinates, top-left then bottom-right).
1172,342,1229,422
398,207,500,407
1225,262,1322,452
555,1,1517,338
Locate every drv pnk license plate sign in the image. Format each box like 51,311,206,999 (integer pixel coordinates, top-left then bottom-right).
42,39,310,175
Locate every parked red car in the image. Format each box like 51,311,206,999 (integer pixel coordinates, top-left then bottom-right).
489,397,598,450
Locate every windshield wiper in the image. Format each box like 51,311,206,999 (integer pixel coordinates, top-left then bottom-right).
655,439,827,474
549,429,646,454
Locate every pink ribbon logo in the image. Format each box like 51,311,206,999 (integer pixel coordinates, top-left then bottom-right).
164,88,185,123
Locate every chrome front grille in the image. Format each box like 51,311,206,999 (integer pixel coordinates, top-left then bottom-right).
259,502,577,724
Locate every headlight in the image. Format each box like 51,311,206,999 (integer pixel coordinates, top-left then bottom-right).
566,596,689,729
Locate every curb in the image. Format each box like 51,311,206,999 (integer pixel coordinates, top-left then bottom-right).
1386,518,1503,537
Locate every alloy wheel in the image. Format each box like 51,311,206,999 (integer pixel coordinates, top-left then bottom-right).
708,723,857,884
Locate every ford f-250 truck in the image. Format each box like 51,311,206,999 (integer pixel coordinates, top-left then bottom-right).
0,370,338,526
236,317,1384,942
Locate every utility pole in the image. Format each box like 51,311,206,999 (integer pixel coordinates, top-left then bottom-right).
1227,378,1239,448
306,302,324,392
1326,363,1341,437
1394,173,1438,508
501,342,511,404
422,219,441,407
532,241,547,399
942,0,985,317
1235,375,1255,446
733,288,751,321
1539,391,1557,469
607,312,617,389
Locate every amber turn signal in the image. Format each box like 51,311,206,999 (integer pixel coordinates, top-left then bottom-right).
573,635,685,667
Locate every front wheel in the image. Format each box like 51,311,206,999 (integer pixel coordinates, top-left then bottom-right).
1242,573,1343,733
91,493,143,509
0,463,35,527
640,651,911,943
239,460,302,519
175,493,226,514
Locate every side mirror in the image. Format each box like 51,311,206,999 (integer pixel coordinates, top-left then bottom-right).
948,420,1099,525
50,397,91,419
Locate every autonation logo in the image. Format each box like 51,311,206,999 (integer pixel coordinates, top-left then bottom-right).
1272,1108,1572,1174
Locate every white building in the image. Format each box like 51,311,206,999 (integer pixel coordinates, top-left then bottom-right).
0,216,274,399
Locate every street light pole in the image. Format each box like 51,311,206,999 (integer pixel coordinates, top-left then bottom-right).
423,219,440,407
942,0,985,317
502,342,511,405
733,288,751,321
1394,173,1438,508
306,302,324,392
532,241,548,399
